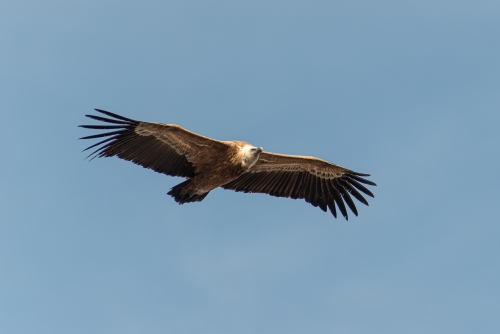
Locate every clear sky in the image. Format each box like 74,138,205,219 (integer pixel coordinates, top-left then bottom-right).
1,1,499,333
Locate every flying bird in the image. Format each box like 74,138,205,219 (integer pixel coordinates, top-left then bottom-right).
80,109,376,220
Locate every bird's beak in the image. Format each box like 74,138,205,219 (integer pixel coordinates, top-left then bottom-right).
256,147,263,153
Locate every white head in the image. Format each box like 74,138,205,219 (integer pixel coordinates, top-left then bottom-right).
240,145,263,169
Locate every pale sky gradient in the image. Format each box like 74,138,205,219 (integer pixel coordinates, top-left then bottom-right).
1,1,499,333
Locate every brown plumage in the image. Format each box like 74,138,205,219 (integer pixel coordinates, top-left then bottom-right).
80,109,376,219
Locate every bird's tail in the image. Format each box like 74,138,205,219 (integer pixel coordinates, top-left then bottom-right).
167,180,209,204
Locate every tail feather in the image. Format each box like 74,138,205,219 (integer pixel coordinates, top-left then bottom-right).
168,180,209,204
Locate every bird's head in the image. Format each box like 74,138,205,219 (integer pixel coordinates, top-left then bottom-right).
240,145,263,169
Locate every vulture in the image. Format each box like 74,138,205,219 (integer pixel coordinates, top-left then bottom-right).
80,109,376,220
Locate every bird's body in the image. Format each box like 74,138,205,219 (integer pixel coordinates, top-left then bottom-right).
168,140,263,202
80,109,376,219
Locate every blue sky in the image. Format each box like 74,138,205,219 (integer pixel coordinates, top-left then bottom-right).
1,1,499,333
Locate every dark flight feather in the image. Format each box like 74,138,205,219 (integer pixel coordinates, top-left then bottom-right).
94,108,137,122
347,174,377,186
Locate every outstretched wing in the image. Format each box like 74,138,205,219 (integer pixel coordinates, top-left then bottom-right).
79,109,229,178
222,152,376,220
